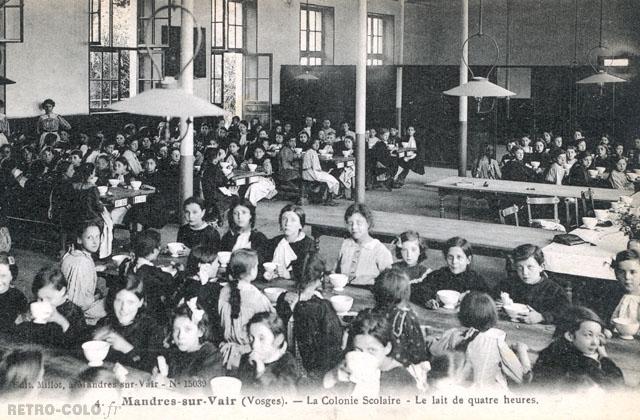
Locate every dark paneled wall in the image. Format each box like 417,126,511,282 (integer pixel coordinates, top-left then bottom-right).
279,64,640,167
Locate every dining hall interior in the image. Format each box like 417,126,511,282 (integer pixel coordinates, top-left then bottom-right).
0,0,639,409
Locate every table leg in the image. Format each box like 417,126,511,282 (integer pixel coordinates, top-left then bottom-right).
439,191,445,218
458,196,463,220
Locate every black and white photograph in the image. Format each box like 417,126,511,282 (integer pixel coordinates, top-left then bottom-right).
0,0,637,419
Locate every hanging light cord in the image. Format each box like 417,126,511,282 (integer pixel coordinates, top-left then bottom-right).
460,0,501,81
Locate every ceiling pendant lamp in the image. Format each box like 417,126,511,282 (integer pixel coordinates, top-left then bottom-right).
110,4,226,119
443,0,515,111
576,0,627,86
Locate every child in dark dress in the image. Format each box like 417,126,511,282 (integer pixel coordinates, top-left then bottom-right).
177,197,220,256
275,255,343,382
267,204,316,281
411,237,493,309
93,274,165,372
323,309,417,395
373,268,430,367
119,229,180,326
237,311,308,394
391,231,432,284
14,265,87,348
499,244,570,324
154,300,225,390
531,306,624,391
0,254,27,334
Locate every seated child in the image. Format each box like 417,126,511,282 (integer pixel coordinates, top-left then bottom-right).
93,274,165,372
608,157,634,191
154,300,225,388
0,254,27,333
0,349,44,399
302,138,340,206
177,197,221,255
237,311,308,394
218,249,273,371
335,204,393,287
15,265,87,348
60,221,107,325
544,148,567,185
120,229,180,326
240,146,278,206
391,231,431,284
429,292,530,389
323,309,417,395
411,237,493,309
499,244,570,324
267,204,316,281
373,268,430,369
609,249,640,329
275,255,343,382
531,306,624,390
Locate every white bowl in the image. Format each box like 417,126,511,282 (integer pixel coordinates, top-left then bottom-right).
82,340,110,367
628,172,639,182
247,163,258,172
30,301,53,324
263,287,287,304
210,376,242,396
330,295,354,314
166,242,184,257
594,209,609,221
329,273,348,291
342,151,351,157
503,303,530,320
294,148,303,154
97,186,108,196
588,169,599,178
108,179,120,187
436,290,461,309
582,217,598,229
263,262,277,273
612,317,639,339
217,251,231,265
130,180,142,190
345,350,378,373
112,255,128,267
596,166,606,174
620,196,633,206
530,161,540,169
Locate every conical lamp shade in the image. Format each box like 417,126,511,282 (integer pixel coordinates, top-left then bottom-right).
577,70,627,84
294,71,319,81
111,78,227,117
0,76,15,85
444,77,516,97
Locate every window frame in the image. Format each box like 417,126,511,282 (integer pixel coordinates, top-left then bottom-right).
137,0,174,47
299,4,324,66
89,46,136,112
0,0,23,43
367,14,385,66
226,0,244,52
89,0,101,45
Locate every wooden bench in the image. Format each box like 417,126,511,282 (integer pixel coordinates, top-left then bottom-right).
303,207,557,258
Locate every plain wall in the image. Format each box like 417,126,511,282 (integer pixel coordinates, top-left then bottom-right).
6,0,89,118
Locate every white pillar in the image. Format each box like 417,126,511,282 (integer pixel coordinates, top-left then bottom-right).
179,0,195,219
458,0,469,177
355,0,367,203
395,0,405,132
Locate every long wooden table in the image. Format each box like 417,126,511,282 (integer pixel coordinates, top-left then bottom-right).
257,278,640,386
229,169,268,186
101,185,156,208
427,176,636,220
304,206,556,258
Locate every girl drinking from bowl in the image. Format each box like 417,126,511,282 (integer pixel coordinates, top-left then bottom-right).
323,309,417,395
154,300,225,387
218,249,273,372
335,204,393,287
392,230,431,284
429,292,530,389
499,244,570,324
220,198,270,269
373,268,430,368
237,311,308,394
0,253,27,333
177,197,221,255
61,221,107,325
15,265,87,349
93,274,165,372
274,254,343,382
267,204,316,281
411,237,493,310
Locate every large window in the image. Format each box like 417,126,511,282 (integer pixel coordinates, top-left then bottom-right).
0,0,23,43
138,0,174,46
89,0,138,111
367,14,394,65
300,5,323,66
227,0,243,51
